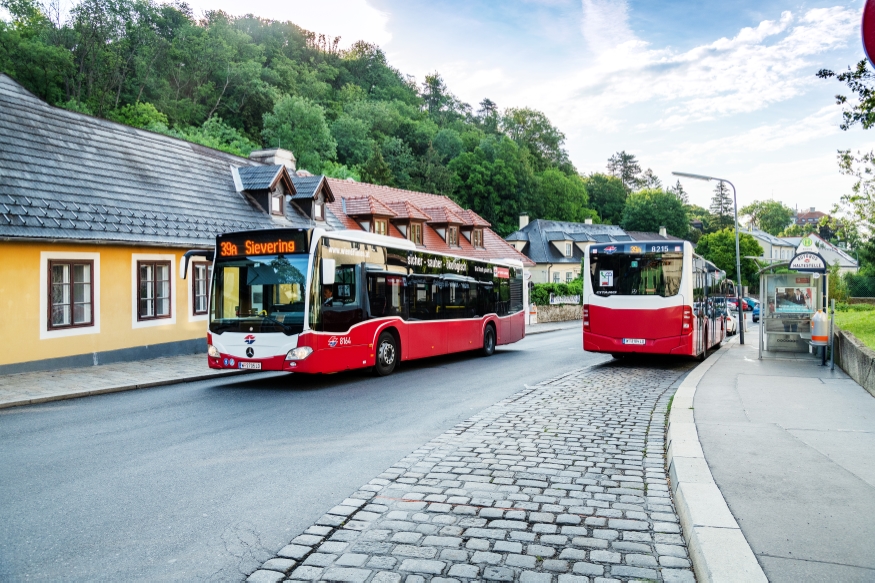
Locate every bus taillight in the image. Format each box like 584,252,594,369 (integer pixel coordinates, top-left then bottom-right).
583,304,590,332
682,306,693,331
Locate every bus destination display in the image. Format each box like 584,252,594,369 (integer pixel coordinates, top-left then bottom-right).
217,230,309,258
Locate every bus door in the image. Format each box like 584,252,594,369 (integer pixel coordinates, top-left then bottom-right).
406,275,448,359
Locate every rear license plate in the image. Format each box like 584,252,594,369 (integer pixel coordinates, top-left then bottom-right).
622,338,646,345
239,362,261,369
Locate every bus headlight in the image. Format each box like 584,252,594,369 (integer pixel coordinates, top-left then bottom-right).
286,346,313,361
207,344,220,358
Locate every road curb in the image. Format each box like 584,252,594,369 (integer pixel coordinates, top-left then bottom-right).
525,322,580,335
666,337,768,583
0,369,259,410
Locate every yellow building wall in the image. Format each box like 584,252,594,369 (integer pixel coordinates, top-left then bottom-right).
0,241,208,367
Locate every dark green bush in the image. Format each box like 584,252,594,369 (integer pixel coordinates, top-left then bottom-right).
531,281,582,306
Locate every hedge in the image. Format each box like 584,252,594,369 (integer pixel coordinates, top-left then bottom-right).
531,281,583,306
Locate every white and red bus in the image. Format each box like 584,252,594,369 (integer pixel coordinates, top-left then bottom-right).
583,240,726,358
198,228,525,375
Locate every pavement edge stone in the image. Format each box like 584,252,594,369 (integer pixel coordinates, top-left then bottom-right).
666,337,768,583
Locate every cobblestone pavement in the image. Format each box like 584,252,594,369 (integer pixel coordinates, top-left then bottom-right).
248,360,695,583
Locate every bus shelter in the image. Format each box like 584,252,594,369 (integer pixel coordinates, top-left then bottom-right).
758,238,828,356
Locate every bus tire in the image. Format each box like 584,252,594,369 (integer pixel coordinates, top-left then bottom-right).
481,325,496,357
375,332,397,376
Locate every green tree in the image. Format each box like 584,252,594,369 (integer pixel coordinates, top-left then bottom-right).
639,168,661,190
432,128,463,162
106,101,168,128
620,188,689,237
709,181,734,231
667,180,688,204
531,168,596,223
606,150,642,192
740,199,794,235
331,113,373,166
695,228,763,286
817,60,875,131
583,173,626,225
359,142,393,185
500,107,568,171
262,94,336,171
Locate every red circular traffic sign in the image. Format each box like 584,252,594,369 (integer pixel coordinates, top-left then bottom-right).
864,0,875,65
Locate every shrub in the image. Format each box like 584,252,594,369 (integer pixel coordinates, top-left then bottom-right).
531,281,582,306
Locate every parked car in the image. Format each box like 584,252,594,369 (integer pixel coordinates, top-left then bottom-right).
724,310,738,335
752,304,760,323
744,297,760,312
728,298,753,312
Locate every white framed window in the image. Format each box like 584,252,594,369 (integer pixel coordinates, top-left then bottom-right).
40,251,101,340
565,243,572,257
314,202,323,220
553,272,560,283
270,192,283,215
566,272,573,283
132,253,176,329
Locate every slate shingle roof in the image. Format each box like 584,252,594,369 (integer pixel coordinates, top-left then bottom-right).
0,74,312,248
290,175,335,202
509,219,628,264
626,231,684,242
237,165,283,191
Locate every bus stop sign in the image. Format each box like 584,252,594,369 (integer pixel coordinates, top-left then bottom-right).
865,0,875,66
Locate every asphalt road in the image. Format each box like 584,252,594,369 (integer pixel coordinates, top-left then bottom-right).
0,326,609,582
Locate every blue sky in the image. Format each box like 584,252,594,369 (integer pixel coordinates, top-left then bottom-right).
183,0,873,214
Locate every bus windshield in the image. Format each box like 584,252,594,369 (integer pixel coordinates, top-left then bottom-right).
210,254,310,335
590,251,683,297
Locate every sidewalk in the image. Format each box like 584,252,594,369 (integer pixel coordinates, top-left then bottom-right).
0,322,576,410
693,335,875,581
525,320,580,335
0,354,256,409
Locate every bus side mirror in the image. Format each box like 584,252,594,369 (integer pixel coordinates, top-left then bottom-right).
322,258,336,286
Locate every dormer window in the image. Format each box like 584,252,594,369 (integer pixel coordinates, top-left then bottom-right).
447,226,459,246
374,219,388,236
314,202,323,220
565,243,572,257
270,192,283,215
410,222,423,245
472,228,483,248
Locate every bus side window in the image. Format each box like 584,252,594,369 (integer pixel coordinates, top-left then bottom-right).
477,282,495,316
407,276,434,321
322,264,365,332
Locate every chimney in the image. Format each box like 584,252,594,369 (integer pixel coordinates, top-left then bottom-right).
519,214,529,229
584,218,593,225
249,148,296,171
810,207,816,213
659,226,667,237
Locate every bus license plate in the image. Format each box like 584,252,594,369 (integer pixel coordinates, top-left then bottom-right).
239,362,261,369
622,338,646,345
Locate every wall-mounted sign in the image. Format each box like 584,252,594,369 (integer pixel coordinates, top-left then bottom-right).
789,252,826,272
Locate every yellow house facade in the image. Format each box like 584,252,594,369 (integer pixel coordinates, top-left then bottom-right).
0,74,324,374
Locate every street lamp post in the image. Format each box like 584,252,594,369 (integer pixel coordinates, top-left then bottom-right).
673,171,745,345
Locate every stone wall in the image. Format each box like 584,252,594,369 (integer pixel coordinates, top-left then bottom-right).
834,328,875,398
848,297,875,305
534,304,581,323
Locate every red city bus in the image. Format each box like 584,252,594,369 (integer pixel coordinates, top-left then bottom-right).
197,228,526,375
583,240,726,358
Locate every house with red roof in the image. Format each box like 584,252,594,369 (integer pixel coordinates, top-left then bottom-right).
320,179,534,268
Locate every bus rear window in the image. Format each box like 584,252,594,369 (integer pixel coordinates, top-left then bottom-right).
590,252,683,297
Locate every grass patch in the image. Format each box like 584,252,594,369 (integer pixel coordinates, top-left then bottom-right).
667,395,674,412
836,310,875,348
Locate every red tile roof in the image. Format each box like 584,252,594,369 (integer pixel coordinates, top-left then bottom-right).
385,200,432,221
457,209,491,227
325,179,534,266
343,195,397,217
423,206,466,225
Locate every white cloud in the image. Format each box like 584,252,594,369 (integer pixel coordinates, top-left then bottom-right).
537,6,859,133
580,0,635,53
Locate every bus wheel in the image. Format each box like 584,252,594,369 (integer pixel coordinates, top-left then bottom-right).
481,325,496,357
375,332,397,376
